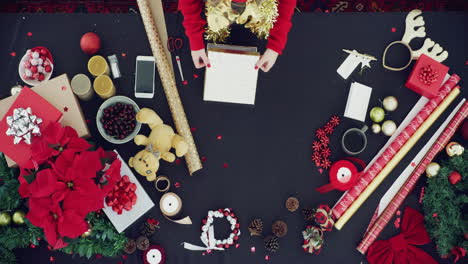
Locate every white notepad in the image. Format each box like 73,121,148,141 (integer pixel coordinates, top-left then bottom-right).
203,45,260,105
344,82,372,122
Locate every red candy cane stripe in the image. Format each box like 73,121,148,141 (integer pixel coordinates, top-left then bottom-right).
357,101,468,254
332,74,460,219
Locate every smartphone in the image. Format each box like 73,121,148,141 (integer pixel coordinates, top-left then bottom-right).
134,56,155,99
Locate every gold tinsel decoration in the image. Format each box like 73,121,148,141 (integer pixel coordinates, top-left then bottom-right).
205,0,278,43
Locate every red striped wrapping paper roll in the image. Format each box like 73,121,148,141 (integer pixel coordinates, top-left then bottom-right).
332,74,461,219
356,100,468,254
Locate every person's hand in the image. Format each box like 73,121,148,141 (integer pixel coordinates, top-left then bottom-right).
255,48,278,72
191,49,211,69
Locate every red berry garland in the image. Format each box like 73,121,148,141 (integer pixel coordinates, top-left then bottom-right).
311,116,340,171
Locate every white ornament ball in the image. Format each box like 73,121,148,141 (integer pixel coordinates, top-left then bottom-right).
371,123,381,134
426,162,440,178
227,216,232,221
37,58,43,65
446,142,464,157
222,239,227,244
227,238,233,244
382,120,397,136
383,96,398,111
216,240,222,244
30,58,39,66
37,66,45,73
32,52,40,59
25,69,32,77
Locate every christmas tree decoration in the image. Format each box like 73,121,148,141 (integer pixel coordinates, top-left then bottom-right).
302,226,323,254
0,212,11,226
425,162,440,178
367,207,437,264
381,120,397,136
143,245,166,264
80,32,101,55
382,96,398,112
248,218,264,236
446,142,464,157
137,236,150,251
140,218,160,237
371,124,381,134
123,239,137,254
311,115,340,171
370,107,385,123
12,210,25,225
448,171,461,185
264,235,279,253
81,224,92,238
183,208,240,251
285,197,299,212
271,221,288,238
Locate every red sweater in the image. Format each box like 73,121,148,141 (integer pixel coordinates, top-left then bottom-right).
178,0,296,54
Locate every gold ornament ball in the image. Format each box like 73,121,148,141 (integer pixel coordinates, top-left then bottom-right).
446,142,464,157
0,212,12,226
12,210,25,225
426,162,440,178
81,229,92,238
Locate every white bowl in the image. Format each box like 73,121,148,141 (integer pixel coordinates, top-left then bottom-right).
96,96,142,144
18,53,54,86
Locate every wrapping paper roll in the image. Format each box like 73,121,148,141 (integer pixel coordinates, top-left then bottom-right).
332,74,460,220
357,100,468,254
334,86,460,230
137,0,202,175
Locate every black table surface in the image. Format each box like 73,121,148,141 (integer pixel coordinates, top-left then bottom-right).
0,11,467,264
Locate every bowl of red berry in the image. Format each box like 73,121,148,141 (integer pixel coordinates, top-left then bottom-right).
19,47,54,86
96,96,141,144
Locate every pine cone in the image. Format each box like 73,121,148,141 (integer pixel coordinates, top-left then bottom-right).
302,207,315,221
272,220,288,238
123,239,136,254
140,221,157,237
285,197,299,212
248,218,263,236
264,235,280,253
136,236,150,251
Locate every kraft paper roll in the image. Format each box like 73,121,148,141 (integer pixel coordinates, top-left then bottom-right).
160,192,192,225
137,0,202,175
334,87,460,230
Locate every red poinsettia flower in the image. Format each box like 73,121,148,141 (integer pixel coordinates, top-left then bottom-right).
29,122,92,166
51,151,106,215
26,197,88,249
18,168,62,199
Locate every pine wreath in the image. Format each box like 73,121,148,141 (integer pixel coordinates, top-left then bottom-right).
423,150,467,257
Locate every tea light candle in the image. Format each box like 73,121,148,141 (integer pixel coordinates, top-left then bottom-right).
88,55,109,76
71,74,93,101
93,75,115,99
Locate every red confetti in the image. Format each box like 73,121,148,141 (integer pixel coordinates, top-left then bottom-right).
63,107,69,112
223,163,229,168
37,238,41,241
235,244,240,248
250,246,256,253
202,252,206,256
432,213,438,218
174,182,181,188
122,255,128,260
201,156,207,162
394,217,400,228
121,53,126,57
318,168,323,174
49,256,55,262
193,74,199,79
396,210,401,216
325,10,330,13
465,61,468,65
190,127,197,132
216,135,222,140
419,187,425,204
47,245,52,251
95,254,103,259
30,244,36,248
265,255,270,260
27,32,33,37
86,119,91,123
391,27,397,32
61,86,67,91
10,52,16,57
183,80,188,85
175,158,181,165
411,162,416,167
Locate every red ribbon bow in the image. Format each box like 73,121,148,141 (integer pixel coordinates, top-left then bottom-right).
367,207,437,264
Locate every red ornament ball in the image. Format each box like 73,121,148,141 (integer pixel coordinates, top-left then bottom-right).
448,171,461,185
80,32,101,55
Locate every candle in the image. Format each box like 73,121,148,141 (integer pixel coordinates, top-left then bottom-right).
93,75,115,99
71,74,93,101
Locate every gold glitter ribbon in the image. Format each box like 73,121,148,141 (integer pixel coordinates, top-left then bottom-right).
137,0,202,175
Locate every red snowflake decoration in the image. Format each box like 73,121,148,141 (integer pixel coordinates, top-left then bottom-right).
315,128,326,139
321,159,331,169
321,147,331,158
311,141,322,152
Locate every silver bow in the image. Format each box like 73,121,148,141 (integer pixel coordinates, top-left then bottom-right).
145,144,161,159
5,107,42,145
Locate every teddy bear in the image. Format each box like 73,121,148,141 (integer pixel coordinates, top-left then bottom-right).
129,108,188,181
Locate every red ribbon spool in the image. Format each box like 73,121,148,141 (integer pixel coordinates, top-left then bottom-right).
316,157,366,193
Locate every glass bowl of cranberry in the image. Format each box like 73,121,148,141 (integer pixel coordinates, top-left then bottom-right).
96,96,142,144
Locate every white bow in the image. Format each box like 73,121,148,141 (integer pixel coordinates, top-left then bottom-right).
183,225,224,251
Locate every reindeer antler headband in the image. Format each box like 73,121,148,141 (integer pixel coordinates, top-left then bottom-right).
382,9,449,71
